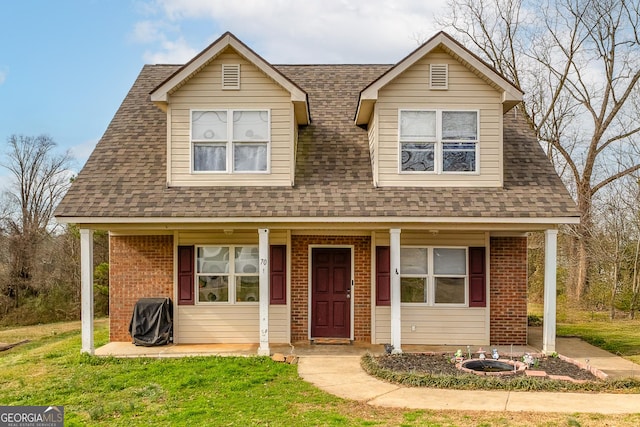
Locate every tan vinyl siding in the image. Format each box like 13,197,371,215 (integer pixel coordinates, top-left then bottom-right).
374,307,487,345
374,306,390,343
401,307,488,345
368,107,378,187
374,231,486,247
175,304,288,344
292,109,298,186
176,305,259,343
168,48,294,186
177,230,288,246
376,49,503,187
268,305,289,343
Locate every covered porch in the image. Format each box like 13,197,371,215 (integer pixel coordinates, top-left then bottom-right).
78,225,562,356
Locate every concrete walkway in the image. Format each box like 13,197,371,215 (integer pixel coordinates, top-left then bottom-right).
298,352,640,414
298,334,640,414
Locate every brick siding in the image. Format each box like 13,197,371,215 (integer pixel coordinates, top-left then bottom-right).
489,236,528,345
109,235,174,341
291,235,371,343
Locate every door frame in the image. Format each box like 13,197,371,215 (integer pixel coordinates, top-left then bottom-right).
307,245,355,340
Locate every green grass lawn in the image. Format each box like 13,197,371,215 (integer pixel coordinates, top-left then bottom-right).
557,320,640,365
529,303,640,365
2,321,640,426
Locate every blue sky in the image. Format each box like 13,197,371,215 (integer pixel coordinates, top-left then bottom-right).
0,0,444,174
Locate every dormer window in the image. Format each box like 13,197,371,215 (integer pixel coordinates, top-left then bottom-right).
399,110,478,173
192,109,270,173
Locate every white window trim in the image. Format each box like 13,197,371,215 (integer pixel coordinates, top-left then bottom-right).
398,109,480,175
400,246,469,307
195,245,260,305
190,109,271,174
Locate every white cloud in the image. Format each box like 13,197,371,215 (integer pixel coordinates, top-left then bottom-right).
143,36,199,64
131,20,164,44
135,0,448,64
69,139,98,169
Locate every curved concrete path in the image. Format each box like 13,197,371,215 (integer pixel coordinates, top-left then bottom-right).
298,354,640,414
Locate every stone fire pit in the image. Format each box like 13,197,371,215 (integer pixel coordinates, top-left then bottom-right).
458,359,527,376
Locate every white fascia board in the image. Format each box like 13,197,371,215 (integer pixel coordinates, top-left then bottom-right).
56,215,580,226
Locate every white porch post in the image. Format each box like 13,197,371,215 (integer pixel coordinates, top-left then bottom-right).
543,229,558,354
258,229,270,356
390,228,402,353
80,228,94,355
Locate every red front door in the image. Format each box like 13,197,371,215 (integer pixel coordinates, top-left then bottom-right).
311,248,351,339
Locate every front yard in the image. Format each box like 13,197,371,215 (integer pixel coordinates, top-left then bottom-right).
1,320,640,426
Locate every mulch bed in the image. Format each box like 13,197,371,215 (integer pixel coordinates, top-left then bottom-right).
373,353,599,381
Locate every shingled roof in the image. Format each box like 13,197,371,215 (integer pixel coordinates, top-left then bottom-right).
55,63,578,222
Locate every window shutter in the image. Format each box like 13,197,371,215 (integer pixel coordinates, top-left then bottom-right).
270,245,286,305
430,64,448,90
468,247,486,307
177,246,195,305
376,246,391,306
222,64,240,90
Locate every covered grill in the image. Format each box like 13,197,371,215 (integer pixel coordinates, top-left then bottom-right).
129,297,173,346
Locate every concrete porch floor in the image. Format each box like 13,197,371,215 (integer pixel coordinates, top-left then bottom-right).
95,333,542,359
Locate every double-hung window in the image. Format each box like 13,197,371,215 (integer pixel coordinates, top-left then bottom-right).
400,247,467,305
192,110,270,173
399,110,478,173
196,246,260,304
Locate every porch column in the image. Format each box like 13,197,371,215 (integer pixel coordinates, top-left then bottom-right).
390,228,402,353
258,229,270,356
543,229,558,354
80,228,94,355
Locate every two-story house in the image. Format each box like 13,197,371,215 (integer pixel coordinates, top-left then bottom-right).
55,32,578,356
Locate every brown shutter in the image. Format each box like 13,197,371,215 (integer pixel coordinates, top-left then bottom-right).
376,246,391,306
177,246,195,305
468,246,486,307
270,245,286,305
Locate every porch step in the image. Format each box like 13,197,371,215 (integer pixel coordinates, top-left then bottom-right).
312,338,351,345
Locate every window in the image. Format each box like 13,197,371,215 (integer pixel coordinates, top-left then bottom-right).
399,110,478,173
192,110,270,173
400,247,467,305
433,248,466,304
196,246,259,303
399,111,435,172
400,247,428,303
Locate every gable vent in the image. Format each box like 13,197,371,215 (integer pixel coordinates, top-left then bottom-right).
430,64,448,90
222,64,240,90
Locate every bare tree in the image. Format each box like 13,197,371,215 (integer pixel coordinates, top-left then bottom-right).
0,135,73,308
438,0,640,300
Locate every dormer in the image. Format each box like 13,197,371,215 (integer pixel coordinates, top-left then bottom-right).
150,32,309,187
355,32,523,188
